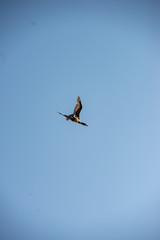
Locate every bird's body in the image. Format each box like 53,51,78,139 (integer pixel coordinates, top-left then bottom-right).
57,96,88,126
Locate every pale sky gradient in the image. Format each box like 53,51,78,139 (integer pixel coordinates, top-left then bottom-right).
0,1,160,240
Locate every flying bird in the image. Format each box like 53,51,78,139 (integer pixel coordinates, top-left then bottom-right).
57,96,88,126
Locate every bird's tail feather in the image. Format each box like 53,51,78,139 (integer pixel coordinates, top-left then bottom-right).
80,122,88,127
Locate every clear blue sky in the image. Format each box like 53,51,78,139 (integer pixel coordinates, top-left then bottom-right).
0,1,160,240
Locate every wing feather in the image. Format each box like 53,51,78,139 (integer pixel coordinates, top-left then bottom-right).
73,96,82,118
57,112,68,118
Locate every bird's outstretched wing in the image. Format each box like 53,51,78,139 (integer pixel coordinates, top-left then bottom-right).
73,96,82,118
57,112,68,118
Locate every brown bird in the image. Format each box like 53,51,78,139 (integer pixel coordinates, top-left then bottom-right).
57,96,88,126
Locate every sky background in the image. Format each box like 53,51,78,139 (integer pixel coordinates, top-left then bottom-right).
0,1,160,240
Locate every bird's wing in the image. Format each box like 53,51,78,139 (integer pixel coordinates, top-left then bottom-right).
57,112,68,118
73,96,82,118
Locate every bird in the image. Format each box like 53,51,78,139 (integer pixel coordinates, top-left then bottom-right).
57,96,88,126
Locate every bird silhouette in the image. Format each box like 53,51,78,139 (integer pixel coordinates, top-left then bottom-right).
57,96,88,126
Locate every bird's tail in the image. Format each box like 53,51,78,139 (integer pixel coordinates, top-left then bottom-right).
80,122,88,127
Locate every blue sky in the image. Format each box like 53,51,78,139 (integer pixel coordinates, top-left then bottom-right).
0,1,160,240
